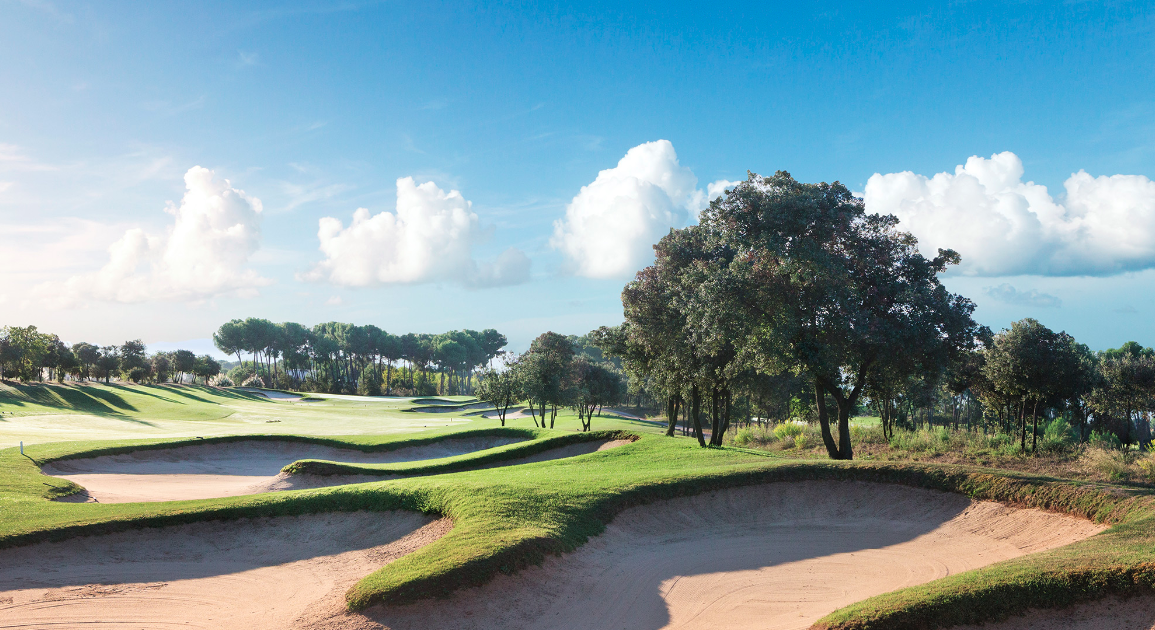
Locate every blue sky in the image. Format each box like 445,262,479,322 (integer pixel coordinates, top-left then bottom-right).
2,0,1155,355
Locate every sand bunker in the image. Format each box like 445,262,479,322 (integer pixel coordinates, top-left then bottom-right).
256,438,634,493
0,511,449,629
348,481,1104,630
237,387,304,400
45,436,525,503
477,438,632,468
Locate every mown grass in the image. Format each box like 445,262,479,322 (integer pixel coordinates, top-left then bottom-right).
5,383,1155,627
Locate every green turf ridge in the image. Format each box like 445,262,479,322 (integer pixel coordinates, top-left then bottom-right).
4,425,1155,626
282,429,637,477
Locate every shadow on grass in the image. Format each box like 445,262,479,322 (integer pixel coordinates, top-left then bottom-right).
0,382,159,426
105,383,182,405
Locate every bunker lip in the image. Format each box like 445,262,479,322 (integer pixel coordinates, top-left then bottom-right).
0,511,450,630
43,435,527,503
284,436,635,478
356,480,1105,630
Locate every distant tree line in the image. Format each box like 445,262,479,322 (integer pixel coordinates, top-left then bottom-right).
212,318,507,395
881,319,1155,452
0,325,220,385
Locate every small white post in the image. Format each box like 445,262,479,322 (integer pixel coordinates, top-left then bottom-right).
19,441,23,455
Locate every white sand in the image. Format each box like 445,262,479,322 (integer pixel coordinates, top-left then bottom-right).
347,481,1104,630
0,511,450,629
44,436,525,503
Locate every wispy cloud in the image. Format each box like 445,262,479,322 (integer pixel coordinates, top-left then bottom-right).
0,143,57,172
982,284,1062,308
236,50,260,67
141,96,206,117
15,0,73,22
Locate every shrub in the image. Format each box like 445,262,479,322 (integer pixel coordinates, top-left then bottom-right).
773,421,807,441
1081,447,1135,482
732,427,756,446
241,375,265,388
1039,418,1077,453
1089,430,1123,450
1137,451,1155,484
210,375,234,387
272,373,295,391
228,364,267,386
358,366,383,396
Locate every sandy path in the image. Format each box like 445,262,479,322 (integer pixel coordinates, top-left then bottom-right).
45,436,525,503
950,595,1155,629
0,511,450,629
348,481,1103,630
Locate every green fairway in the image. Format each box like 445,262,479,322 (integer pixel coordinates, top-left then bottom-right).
0,382,656,445
3,382,1154,629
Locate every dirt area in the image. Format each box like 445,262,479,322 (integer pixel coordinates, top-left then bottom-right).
340,481,1103,630
950,595,1155,629
0,511,450,629
44,436,526,503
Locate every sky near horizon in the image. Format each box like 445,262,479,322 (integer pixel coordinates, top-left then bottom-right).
3,0,1155,356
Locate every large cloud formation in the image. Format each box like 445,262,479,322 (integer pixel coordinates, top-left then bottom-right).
551,140,734,279
54,166,269,303
303,177,530,288
864,152,1155,276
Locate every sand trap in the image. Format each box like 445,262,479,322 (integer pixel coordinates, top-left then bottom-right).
476,438,632,468
408,402,493,413
481,407,533,420
236,387,303,400
0,511,449,629
949,595,1155,629
246,438,634,493
342,481,1104,630
45,436,526,503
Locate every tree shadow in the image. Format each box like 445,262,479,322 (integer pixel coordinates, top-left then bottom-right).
0,512,432,590
0,383,138,414
105,383,182,405
163,385,270,403
368,483,993,630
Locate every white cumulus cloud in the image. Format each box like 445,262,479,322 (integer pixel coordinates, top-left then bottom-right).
303,177,530,288
551,139,734,279
46,166,269,305
864,152,1155,276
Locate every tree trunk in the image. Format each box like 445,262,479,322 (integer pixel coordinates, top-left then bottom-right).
665,395,678,437
709,387,720,446
1020,399,1028,452
691,385,705,447
815,379,840,458
1031,399,1040,453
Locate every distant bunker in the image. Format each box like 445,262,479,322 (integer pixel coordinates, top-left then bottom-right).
42,436,525,503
